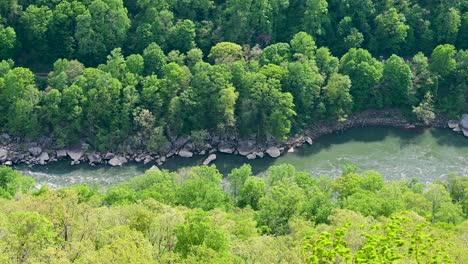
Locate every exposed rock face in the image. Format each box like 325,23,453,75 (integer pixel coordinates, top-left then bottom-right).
237,140,256,156
0,148,8,162
56,149,67,158
108,156,127,166
104,152,115,160
87,152,102,164
203,154,217,165
67,149,83,162
218,141,235,154
246,153,256,160
266,146,281,158
28,146,42,157
305,137,313,145
37,152,49,165
254,151,265,158
461,114,468,137
149,165,160,172
178,149,193,158
448,120,459,129
0,133,11,145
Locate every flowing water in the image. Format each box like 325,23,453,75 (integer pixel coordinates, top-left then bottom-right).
16,127,468,188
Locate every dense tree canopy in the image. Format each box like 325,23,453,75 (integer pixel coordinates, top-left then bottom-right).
0,164,466,263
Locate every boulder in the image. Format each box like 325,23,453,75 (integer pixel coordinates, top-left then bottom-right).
108,156,127,167
246,153,256,160
288,147,295,153
453,126,461,132
4,160,12,166
462,128,468,137
203,154,217,165
460,114,468,137
0,133,11,145
448,120,459,129
87,152,102,164
37,152,49,165
149,165,160,172
254,151,265,158
28,146,42,157
67,149,83,162
173,137,189,150
305,137,313,145
178,149,194,158
218,141,235,154
237,140,256,156
0,148,8,162
266,146,281,158
56,149,67,158
104,152,115,160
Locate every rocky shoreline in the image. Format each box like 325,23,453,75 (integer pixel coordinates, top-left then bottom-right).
0,109,464,169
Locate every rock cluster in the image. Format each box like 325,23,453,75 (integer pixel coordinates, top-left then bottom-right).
448,114,468,137
0,109,457,169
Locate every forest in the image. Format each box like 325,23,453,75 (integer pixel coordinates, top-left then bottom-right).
0,164,467,263
0,0,467,152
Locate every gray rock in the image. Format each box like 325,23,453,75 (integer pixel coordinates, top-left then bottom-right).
67,149,83,162
266,146,281,158
199,150,206,155
254,151,265,158
0,148,9,162
0,133,11,145
448,120,459,129
104,152,115,160
4,160,12,166
28,146,42,157
237,140,256,156
246,153,256,160
178,149,194,158
461,114,468,131
149,165,160,172
56,149,67,158
305,137,313,145
173,137,189,150
462,128,468,137
108,156,127,166
453,126,461,132
143,158,152,164
288,147,295,153
87,152,102,164
37,152,50,165
203,154,217,165
218,141,235,154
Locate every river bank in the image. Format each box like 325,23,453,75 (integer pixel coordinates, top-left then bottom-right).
0,109,464,169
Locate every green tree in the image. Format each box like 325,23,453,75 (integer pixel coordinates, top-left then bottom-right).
322,73,353,120
176,166,230,210
257,179,306,235
372,8,409,54
381,55,412,107
339,48,383,109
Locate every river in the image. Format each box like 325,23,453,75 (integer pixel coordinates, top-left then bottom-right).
16,127,468,188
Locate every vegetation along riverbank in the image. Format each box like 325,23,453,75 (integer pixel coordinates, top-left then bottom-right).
0,163,467,263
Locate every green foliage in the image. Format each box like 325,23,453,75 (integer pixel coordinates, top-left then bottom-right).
0,165,466,263
0,166,35,199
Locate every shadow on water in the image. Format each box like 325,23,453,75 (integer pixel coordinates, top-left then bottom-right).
429,129,468,147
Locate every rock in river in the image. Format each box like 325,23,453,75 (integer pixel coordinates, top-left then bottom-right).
203,154,217,165
108,156,127,166
37,152,49,165
266,146,281,158
178,149,194,158
461,114,468,137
